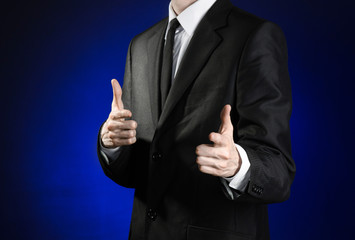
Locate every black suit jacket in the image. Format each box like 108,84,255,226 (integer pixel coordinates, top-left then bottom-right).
97,0,296,239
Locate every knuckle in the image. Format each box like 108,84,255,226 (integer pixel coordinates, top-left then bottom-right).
110,111,118,119
103,121,109,130
107,132,113,138
129,130,134,137
218,161,227,169
220,150,229,159
107,123,114,131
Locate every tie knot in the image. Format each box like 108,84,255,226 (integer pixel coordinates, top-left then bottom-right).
169,18,180,32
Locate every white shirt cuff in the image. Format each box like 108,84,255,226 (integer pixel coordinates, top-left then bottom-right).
222,144,251,192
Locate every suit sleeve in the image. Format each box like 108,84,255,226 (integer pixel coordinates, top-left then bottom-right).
97,40,149,189
226,21,296,203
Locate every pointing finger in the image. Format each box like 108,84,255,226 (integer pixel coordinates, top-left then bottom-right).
195,144,215,157
109,109,132,120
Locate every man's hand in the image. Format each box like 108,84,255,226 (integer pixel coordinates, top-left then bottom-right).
196,105,241,177
101,79,137,148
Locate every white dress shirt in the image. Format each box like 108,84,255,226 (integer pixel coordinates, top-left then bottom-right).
100,0,251,192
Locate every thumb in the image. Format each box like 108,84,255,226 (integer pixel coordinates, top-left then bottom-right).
111,79,124,109
218,104,233,136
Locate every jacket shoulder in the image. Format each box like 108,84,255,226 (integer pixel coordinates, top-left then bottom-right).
226,5,286,44
230,6,265,22
229,6,266,30
130,18,167,45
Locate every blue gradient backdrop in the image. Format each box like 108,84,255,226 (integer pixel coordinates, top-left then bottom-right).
1,0,354,239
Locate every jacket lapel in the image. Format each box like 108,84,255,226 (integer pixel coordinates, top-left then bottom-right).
146,0,234,210
157,0,233,131
147,19,168,128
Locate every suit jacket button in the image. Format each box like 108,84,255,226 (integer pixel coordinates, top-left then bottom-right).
252,184,263,195
147,208,157,221
152,152,162,161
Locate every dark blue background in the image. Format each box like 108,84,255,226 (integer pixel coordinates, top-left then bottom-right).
2,0,354,239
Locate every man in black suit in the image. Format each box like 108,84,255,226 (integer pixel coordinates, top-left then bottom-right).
97,0,296,239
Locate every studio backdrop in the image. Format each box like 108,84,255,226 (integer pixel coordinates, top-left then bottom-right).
1,0,354,239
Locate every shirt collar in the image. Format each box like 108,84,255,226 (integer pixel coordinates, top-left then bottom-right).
165,0,217,39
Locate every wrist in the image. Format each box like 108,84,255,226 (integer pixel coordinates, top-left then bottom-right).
227,148,241,178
